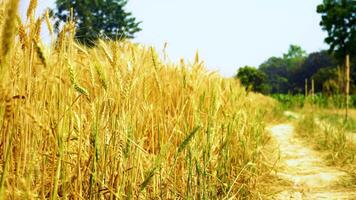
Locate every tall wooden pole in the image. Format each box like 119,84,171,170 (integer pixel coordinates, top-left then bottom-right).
311,79,315,109
312,79,315,98
345,54,350,121
305,78,308,96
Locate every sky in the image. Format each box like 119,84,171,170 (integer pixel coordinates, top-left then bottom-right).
20,0,328,77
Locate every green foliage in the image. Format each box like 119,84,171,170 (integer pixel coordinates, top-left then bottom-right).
283,44,307,61
317,0,356,61
235,66,270,93
312,67,339,94
351,58,356,93
259,45,307,93
245,0,356,96
351,95,356,107
271,94,306,109
55,0,141,46
256,46,342,94
292,51,337,92
316,0,356,94
259,57,288,93
272,94,356,109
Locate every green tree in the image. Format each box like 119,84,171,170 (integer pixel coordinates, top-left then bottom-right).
283,45,307,91
292,51,337,92
283,45,307,73
283,44,307,61
55,0,141,46
259,57,289,93
312,67,339,93
317,0,356,98
236,66,270,93
317,0,356,61
258,45,307,93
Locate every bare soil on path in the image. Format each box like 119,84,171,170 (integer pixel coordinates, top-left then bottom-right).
269,123,356,199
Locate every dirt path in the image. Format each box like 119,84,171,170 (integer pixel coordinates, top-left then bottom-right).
269,123,356,199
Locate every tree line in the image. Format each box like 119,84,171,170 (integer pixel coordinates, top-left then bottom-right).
236,0,355,95
237,46,356,95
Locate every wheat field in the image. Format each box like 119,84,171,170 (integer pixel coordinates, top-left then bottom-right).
0,0,276,199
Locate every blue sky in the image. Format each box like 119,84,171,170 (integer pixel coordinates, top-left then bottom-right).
20,0,328,77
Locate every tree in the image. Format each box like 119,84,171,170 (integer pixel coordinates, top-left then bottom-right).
282,45,308,91
258,45,306,93
283,45,307,74
317,0,355,119
292,51,337,92
55,0,141,46
283,44,307,61
312,67,339,93
259,57,289,93
317,0,356,61
236,66,270,94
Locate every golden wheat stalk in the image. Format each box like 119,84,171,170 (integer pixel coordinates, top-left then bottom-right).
45,9,54,36
18,22,28,50
26,0,38,19
67,62,89,96
94,63,108,90
33,39,47,67
33,16,43,42
1,0,20,60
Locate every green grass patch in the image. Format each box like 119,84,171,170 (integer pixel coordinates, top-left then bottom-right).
271,94,356,110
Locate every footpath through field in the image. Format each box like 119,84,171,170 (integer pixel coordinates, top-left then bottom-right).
269,112,356,199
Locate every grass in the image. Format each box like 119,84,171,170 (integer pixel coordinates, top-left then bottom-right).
0,1,277,199
272,92,356,184
318,112,356,132
295,106,356,181
272,93,356,110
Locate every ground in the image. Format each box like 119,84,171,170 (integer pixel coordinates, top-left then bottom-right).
269,112,356,199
